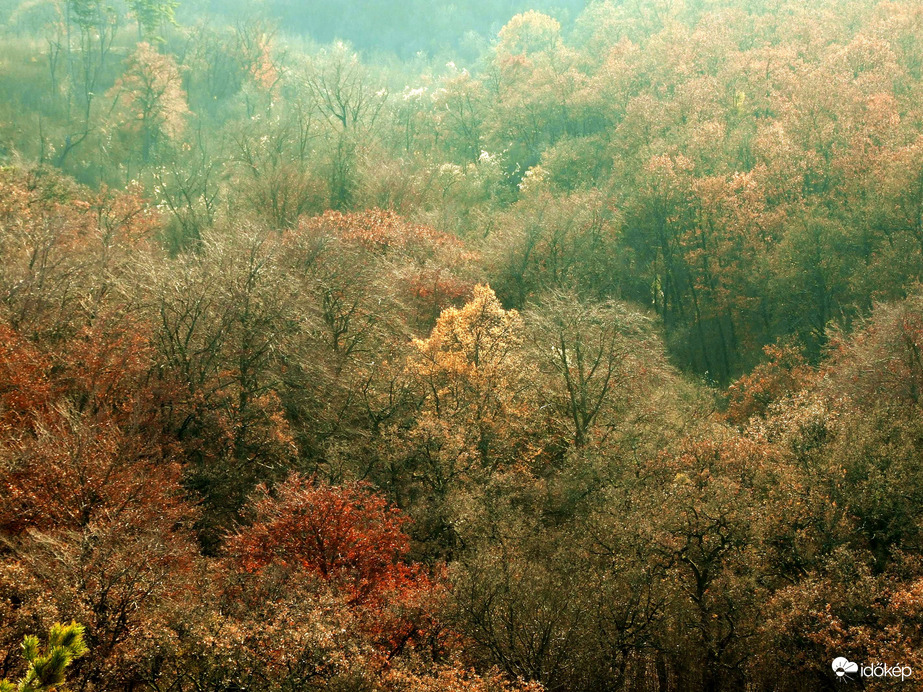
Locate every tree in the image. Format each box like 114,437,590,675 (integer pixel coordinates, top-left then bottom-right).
407,284,535,472
226,474,439,650
725,341,815,425
486,191,625,309
388,284,547,559
305,42,384,133
304,42,387,208
153,228,298,547
432,66,487,163
526,292,668,447
0,168,158,342
127,0,178,42
46,0,121,166
485,12,583,179
0,308,201,689
109,43,190,163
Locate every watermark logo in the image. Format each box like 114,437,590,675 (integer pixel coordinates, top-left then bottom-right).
832,658,858,680
832,657,912,682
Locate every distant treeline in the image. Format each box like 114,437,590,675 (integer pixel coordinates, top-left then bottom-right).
204,0,588,57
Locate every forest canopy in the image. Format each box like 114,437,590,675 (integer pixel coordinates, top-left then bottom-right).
1,0,923,690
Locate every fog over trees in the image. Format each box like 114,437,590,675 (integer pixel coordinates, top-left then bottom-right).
1,0,923,690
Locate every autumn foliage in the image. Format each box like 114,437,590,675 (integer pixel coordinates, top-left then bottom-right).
227,475,439,642
3,0,923,689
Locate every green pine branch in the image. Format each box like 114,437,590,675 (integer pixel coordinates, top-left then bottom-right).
0,622,87,692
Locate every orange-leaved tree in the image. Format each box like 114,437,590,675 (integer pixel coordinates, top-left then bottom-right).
225,474,440,652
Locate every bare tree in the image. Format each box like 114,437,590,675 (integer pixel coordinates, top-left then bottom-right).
526,291,665,447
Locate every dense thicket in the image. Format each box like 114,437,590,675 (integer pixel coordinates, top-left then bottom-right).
1,0,923,690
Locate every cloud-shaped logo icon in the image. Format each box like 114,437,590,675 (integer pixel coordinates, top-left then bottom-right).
832,657,859,679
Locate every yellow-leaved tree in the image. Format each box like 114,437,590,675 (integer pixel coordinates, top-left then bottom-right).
391,285,546,557
409,284,535,469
